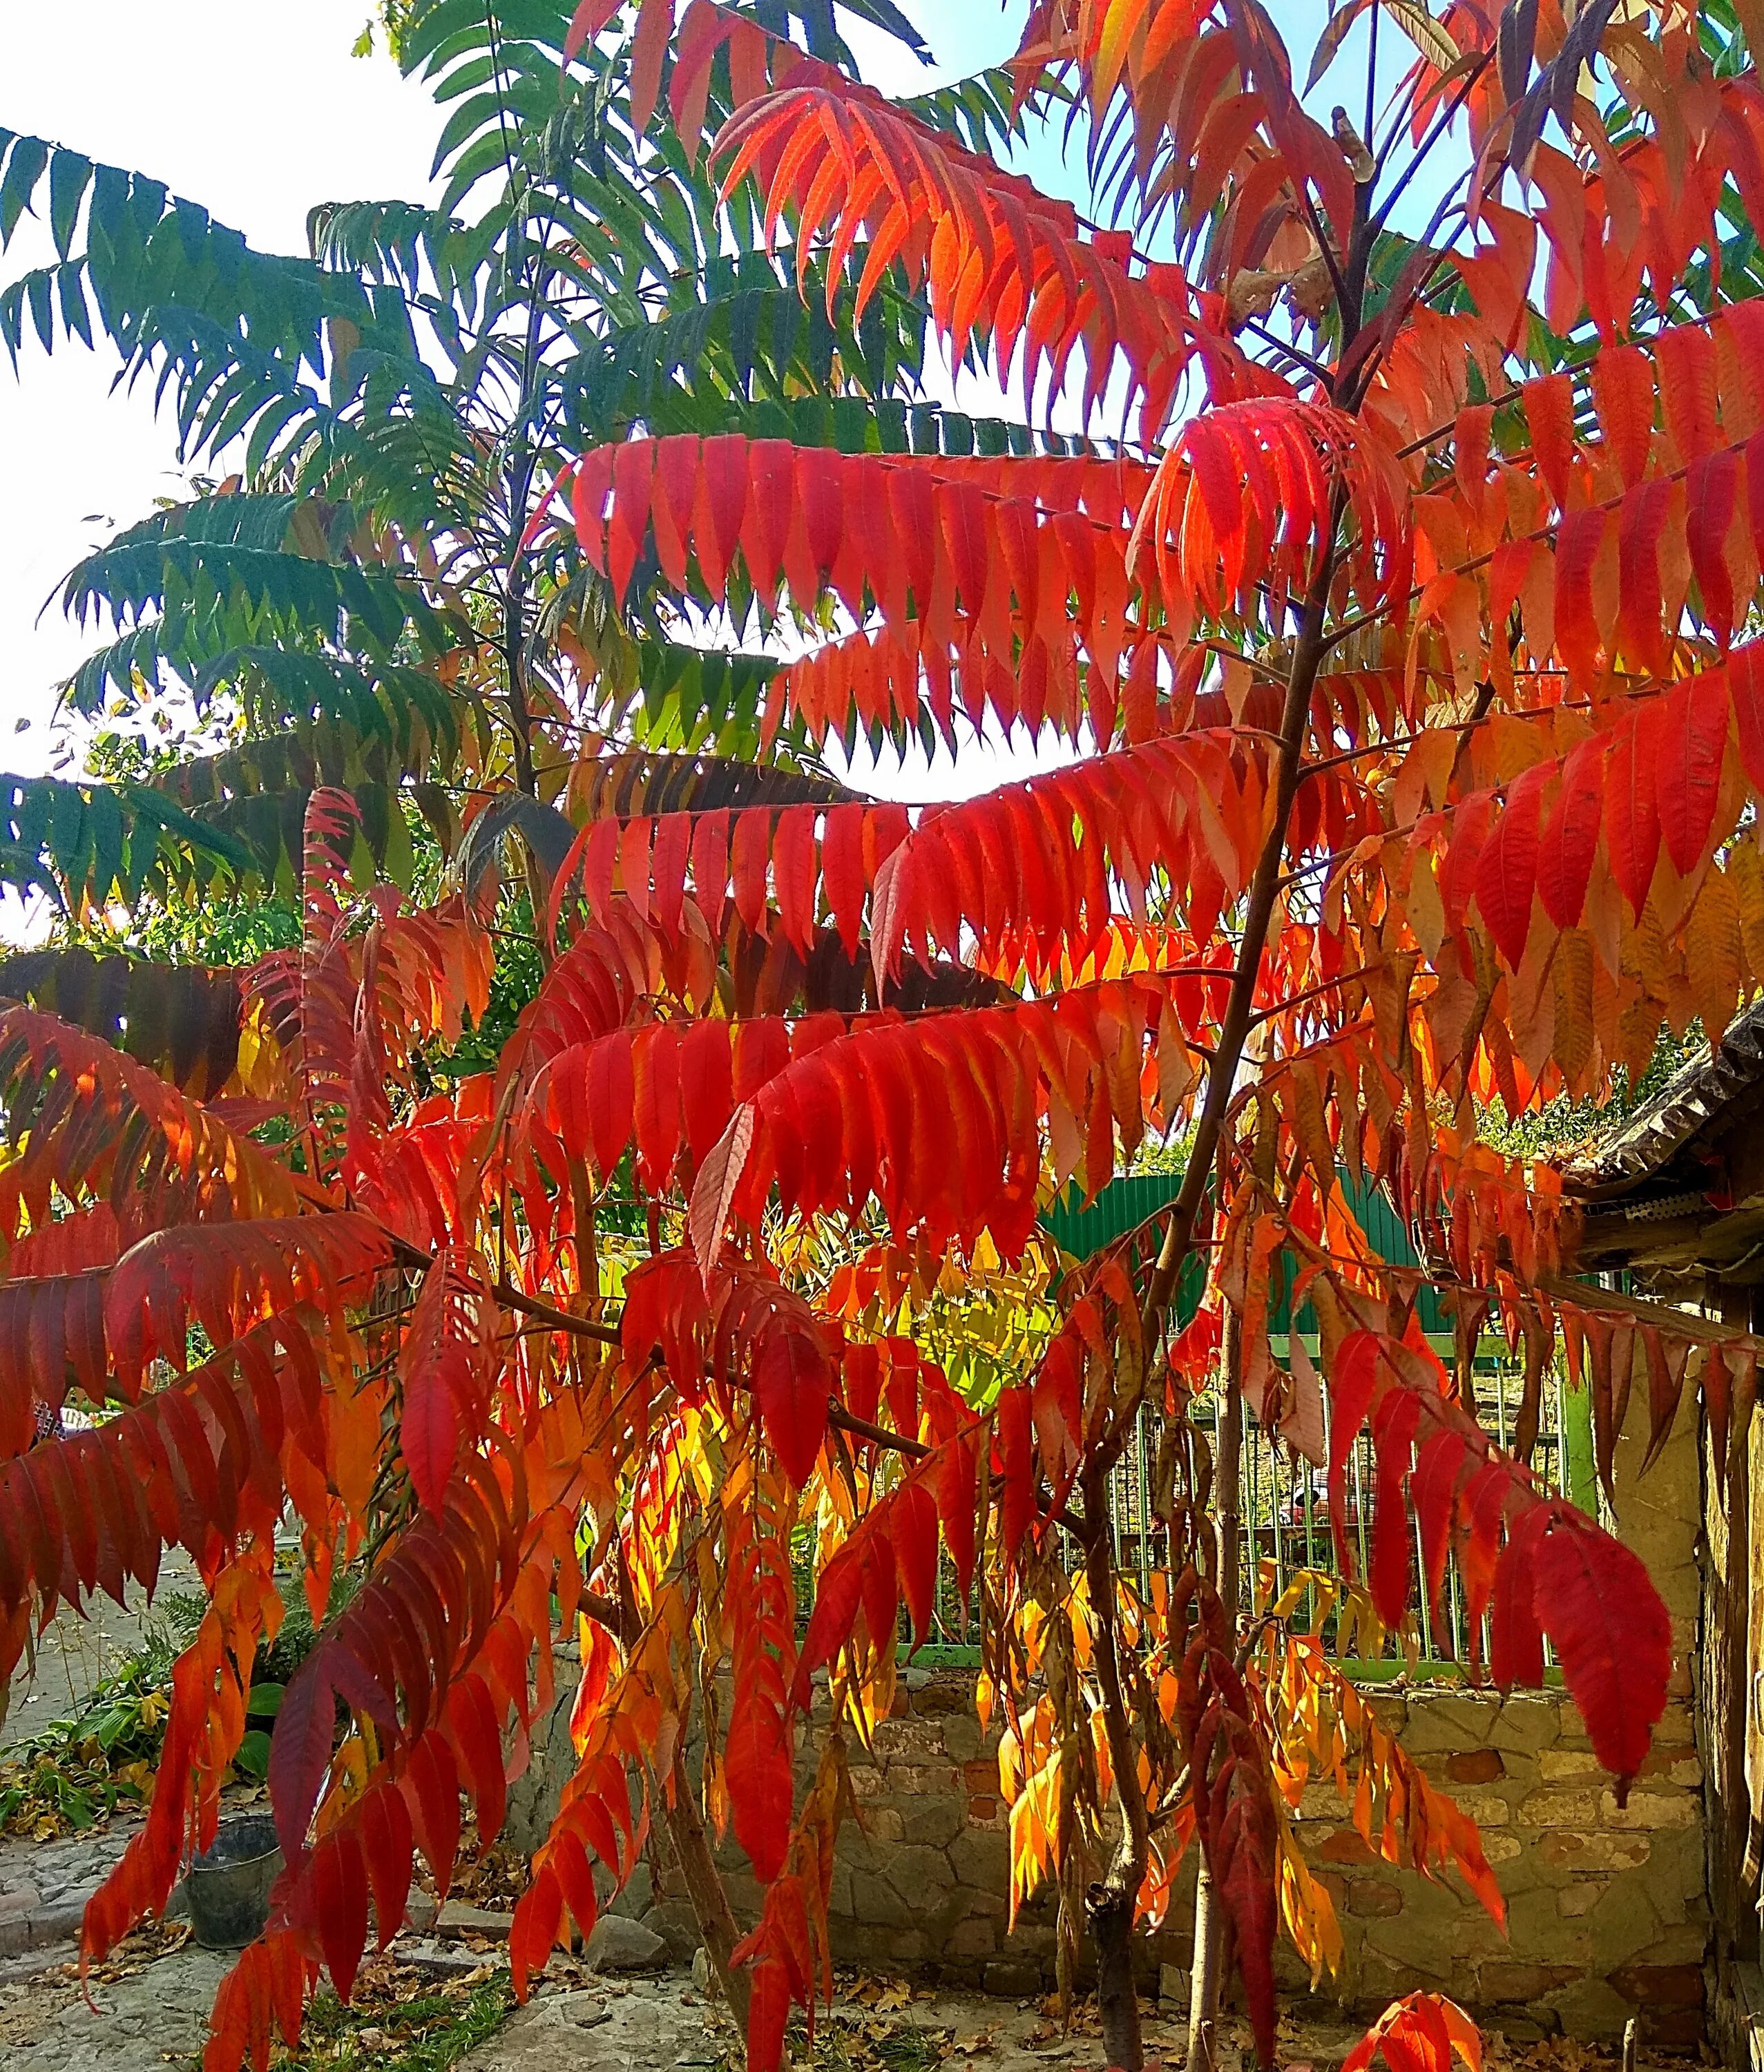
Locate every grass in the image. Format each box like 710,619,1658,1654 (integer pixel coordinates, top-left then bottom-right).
869,2030,948,2072
267,1966,515,2071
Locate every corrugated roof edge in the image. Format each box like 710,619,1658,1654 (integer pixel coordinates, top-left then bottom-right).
1568,996,1764,1197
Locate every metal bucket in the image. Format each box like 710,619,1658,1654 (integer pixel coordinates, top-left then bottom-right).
186,1814,282,1949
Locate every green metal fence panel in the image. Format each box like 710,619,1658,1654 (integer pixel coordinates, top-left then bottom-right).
1041,1170,1185,1257
1026,1168,1598,1673
1039,1167,1455,1339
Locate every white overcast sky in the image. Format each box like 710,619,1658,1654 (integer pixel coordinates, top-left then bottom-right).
3,2,445,771
0,2,1030,784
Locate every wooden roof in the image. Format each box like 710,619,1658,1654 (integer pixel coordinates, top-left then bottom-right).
1571,1000,1764,1282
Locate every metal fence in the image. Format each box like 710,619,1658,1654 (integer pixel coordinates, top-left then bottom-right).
913,1350,1595,1676
1100,1345,1598,1671
908,1169,1602,1676
1055,1175,1598,1671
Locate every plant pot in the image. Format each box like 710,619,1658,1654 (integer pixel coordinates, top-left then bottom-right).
185,1814,282,1949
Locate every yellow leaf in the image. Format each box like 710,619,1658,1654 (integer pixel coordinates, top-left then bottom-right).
1008,1743,1064,1928
1551,929,1594,1082
1276,1819,1345,1984
1731,836,1764,979
1687,865,1742,1044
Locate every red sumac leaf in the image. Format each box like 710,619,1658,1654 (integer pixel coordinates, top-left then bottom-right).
1604,702,1665,917
1657,673,1730,876
405,1731,461,1899
587,1033,635,1178
1537,738,1605,930
693,436,748,600
681,1019,734,1164
1342,1991,1481,2072
402,1370,459,1517
1214,1747,1279,2069
564,0,622,63
313,1830,370,2003
550,1828,600,1944
821,805,867,958
892,1479,939,1653
997,1385,1035,1567
1327,1331,1381,1571
752,1329,829,1488
1731,650,1764,791
1474,765,1544,966
1489,1505,1549,1691
447,1673,507,1845
859,1528,898,1660
361,1783,413,1951
746,1954,793,2072
726,1685,793,1883
1370,1394,1422,1630
510,1865,564,2000
1521,372,1576,510
631,1026,682,1193
937,1428,978,1602
1533,1509,1671,1794
268,1661,335,1864
793,1539,864,1707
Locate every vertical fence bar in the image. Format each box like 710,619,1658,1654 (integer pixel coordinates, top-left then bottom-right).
1268,1417,1288,1614
1350,1430,1372,1609
1413,1512,1435,1659
1087,1322,1572,1680
1144,1409,1160,1600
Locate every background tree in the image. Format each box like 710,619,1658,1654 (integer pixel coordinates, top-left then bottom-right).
0,3,1757,2072
0,0,1013,910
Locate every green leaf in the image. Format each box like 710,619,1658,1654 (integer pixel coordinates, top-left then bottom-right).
47,149,92,260
234,1730,273,1779
0,135,48,243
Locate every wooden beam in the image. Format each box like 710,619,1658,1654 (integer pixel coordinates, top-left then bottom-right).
1538,1271,1752,1348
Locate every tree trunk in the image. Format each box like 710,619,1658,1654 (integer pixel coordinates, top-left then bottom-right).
1185,1861,1224,2072
1084,1484,1153,2072
611,1557,751,2032
663,1744,752,2030
1089,1881,1144,2072
1187,1310,1244,2072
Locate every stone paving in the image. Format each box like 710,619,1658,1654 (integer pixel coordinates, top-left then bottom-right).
0,1800,1327,2072
0,1884,1629,2072
0,1807,146,1958
0,1936,233,2069
0,1932,1332,2072
0,1786,1627,2072
0,1553,200,1754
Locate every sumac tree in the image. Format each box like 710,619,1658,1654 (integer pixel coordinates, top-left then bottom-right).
0,2,1754,2071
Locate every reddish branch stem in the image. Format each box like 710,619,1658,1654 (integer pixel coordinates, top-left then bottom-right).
1187,1309,1245,2072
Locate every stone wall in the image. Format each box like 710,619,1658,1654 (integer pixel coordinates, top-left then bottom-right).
1283,1686,1706,2045
506,1354,1708,2043
507,1670,1707,2043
